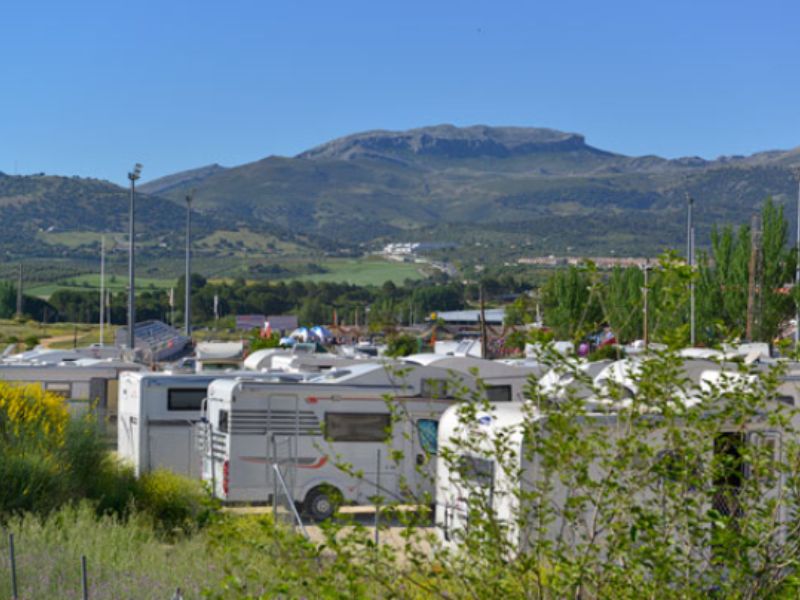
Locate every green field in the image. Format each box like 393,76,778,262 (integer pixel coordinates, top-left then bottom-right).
26,274,175,298
290,259,425,285
17,257,427,300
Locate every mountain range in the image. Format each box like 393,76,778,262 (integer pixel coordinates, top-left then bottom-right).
5,124,800,264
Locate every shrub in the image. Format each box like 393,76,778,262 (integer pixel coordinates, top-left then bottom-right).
0,452,64,517
386,333,418,357
135,470,211,534
0,382,68,451
587,343,624,361
60,418,138,517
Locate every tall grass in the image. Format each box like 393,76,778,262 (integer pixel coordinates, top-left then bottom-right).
0,504,218,599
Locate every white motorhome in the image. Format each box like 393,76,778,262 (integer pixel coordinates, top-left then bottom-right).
117,370,306,477
402,354,545,402
244,344,366,373
201,363,478,518
435,359,800,551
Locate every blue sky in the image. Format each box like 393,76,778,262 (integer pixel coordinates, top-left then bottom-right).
2,0,799,185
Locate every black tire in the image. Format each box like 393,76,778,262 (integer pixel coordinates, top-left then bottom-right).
305,487,339,521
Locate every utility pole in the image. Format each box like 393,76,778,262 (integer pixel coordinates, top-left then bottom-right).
127,163,142,351
15,263,23,319
746,215,762,342
184,190,194,337
686,193,696,346
643,259,650,351
690,225,696,346
795,169,800,347
99,235,105,345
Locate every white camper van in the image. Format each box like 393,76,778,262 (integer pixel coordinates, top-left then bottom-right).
117,370,306,477
118,372,223,477
201,363,477,518
435,360,800,551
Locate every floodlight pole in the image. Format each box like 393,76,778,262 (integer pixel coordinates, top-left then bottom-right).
127,164,142,351
643,259,650,351
184,191,193,337
100,235,105,345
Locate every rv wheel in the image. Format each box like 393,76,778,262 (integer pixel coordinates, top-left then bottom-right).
305,487,340,521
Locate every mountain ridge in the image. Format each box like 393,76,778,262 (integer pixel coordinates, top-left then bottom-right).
5,125,800,262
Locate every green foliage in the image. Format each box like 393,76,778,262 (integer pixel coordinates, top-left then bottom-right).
386,333,419,357
504,293,538,326
586,343,624,361
0,504,218,599
697,198,795,343
135,470,211,534
248,330,281,351
540,264,603,339
504,329,528,352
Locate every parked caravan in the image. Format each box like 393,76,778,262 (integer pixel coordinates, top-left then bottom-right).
0,358,142,420
244,344,367,373
402,354,545,402
201,363,479,518
117,370,306,477
435,359,800,551
195,341,245,372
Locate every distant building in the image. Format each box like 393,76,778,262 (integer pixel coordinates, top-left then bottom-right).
235,314,298,334
382,241,457,257
266,315,298,334
235,315,266,331
431,309,506,326
518,256,649,269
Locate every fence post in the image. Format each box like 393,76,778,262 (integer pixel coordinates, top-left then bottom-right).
271,434,277,517
375,448,381,546
81,555,88,600
9,533,17,600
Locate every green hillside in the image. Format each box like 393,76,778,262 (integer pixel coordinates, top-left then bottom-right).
3,125,800,267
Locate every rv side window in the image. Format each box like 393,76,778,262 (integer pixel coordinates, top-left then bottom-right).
458,456,495,489
168,388,207,411
417,419,438,455
45,382,71,398
218,410,229,433
486,385,512,403
325,413,390,442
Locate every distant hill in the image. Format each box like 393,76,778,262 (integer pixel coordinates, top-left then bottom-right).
138,163,227,196
151,125,800,254
3,125,800,264
0,173,197,257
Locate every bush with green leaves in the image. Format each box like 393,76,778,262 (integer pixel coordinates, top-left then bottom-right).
0,382,215,532
386,333,419,357
135,469,214,534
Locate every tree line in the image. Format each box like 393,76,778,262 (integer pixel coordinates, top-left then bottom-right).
4,273,523,328
530,198,797,345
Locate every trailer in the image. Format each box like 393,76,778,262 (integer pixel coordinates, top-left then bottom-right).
403,354,545,402
435,359,800,551
201,362,478,518
0,358,142,421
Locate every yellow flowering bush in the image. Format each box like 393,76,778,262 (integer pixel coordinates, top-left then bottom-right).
0,382,69,450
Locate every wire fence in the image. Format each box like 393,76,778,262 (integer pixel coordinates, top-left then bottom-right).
3,532,185,600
